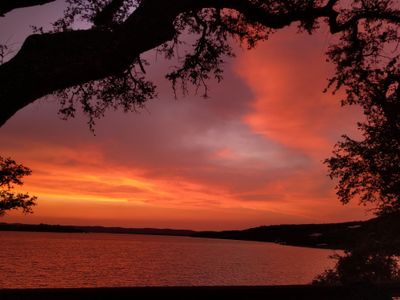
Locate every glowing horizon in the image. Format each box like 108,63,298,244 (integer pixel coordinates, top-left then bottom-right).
0,12,372,230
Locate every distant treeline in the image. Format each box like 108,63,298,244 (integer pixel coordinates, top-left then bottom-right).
194,215,400,250
0,223,195,236
1,215,398,250
194,221,366,250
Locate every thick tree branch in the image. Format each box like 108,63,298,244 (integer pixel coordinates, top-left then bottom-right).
0,0,56,16
92,0,125,27
161,0,336,30
328,10,400,34
0,0,179,126
0,0,332,126
1,0,400,127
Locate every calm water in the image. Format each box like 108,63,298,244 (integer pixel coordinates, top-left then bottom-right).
0,231,338,288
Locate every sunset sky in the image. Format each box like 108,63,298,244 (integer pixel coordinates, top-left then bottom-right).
0,2,372,230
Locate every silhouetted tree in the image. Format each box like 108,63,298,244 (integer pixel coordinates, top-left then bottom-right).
324,4,400,215
0,157,37,216
313,214,400,297
326,112,399,215
0,0,399,213
313,249,399,299
0,0,399,126
314,249,400,286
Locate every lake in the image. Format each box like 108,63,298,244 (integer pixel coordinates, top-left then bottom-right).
0,231,338,288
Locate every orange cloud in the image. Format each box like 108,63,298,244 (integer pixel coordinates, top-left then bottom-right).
236,28,362,159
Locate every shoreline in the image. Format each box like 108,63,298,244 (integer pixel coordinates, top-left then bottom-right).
0,219,367,251
1,283,399,300
2,216,396,251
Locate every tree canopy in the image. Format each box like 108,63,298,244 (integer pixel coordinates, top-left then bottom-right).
0,0,399,214
0,157,36,216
